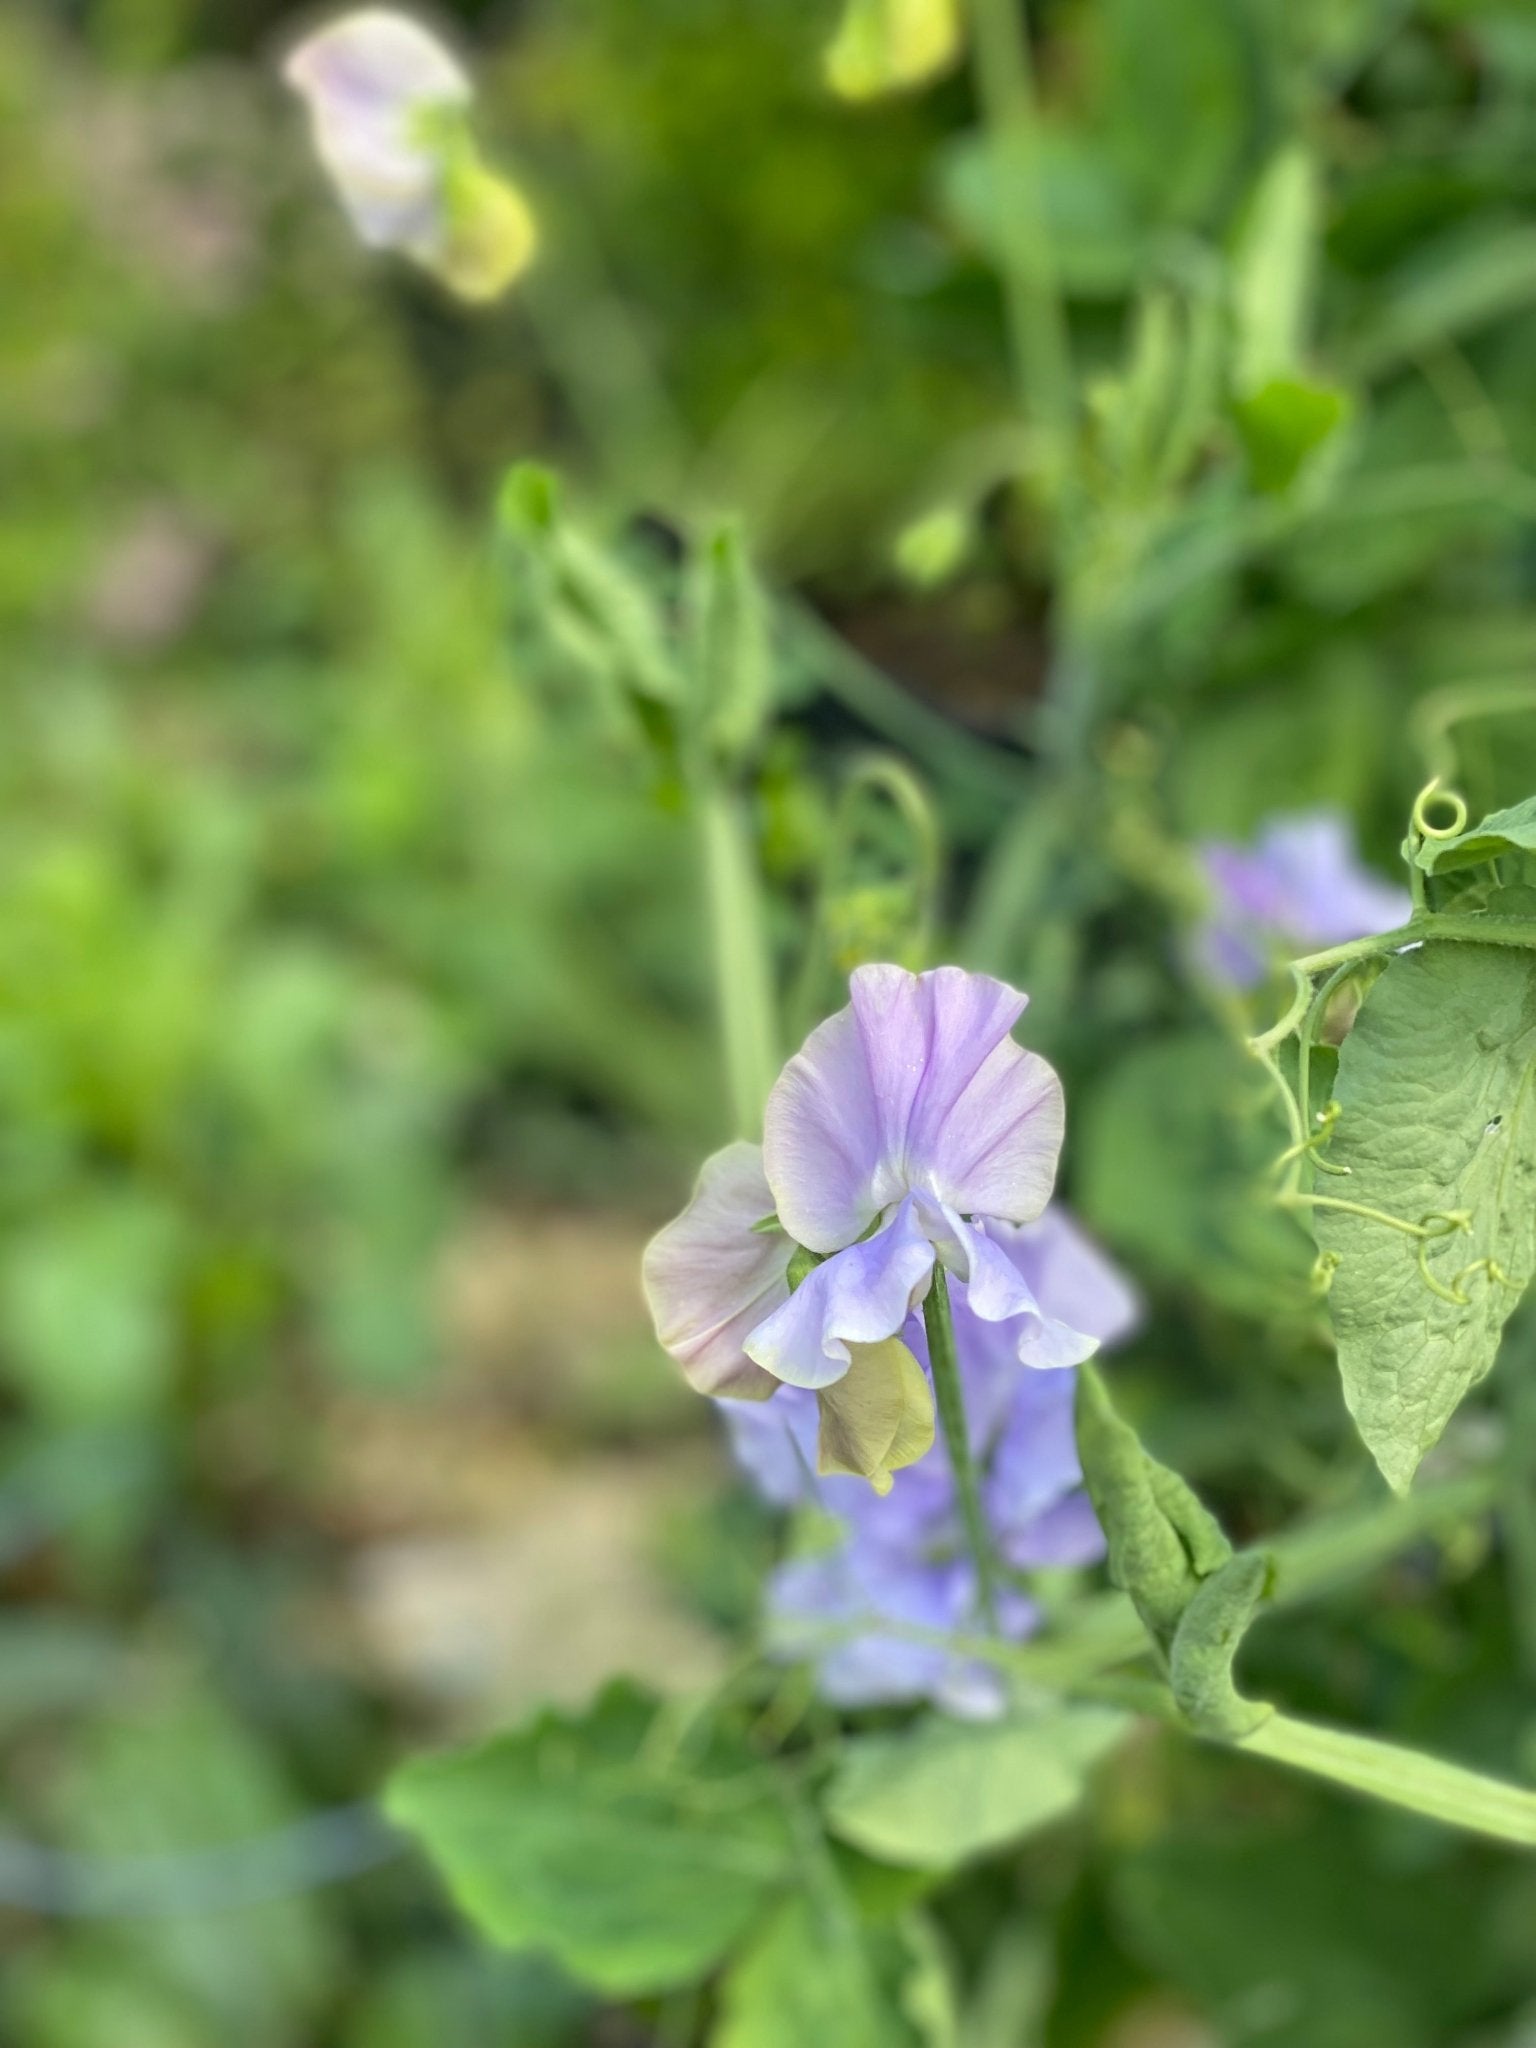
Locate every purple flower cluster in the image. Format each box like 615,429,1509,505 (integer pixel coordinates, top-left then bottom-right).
724,1206,1137,1712
644,964,1140,1711
1195,808,1410,990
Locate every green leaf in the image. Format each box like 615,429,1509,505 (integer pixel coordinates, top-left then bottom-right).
42,1680,337,2043
1232,375,1350,494
1075,1364,1231,1652
1350,221,1536,379
1111,1813,1520,2048
1097,0,1263,228
711,1894,919,2048
384,1682,795,1998
823,1705,1128,1869
1314,941,1536,1492
938,128,1141,298
0,1192,186,1421
1414,793,1536,875
1075,1031,1313,1324
1168,1550,1274,1738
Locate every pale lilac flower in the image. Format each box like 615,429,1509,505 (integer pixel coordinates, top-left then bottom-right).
1195,808,1411,990
642,965,1133,1707
746,966,1093,1390
283,9,535,299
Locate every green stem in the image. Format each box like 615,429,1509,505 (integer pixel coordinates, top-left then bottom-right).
1237,1712,1536,1848
1500,1328,1536,1685
698,782,779,1138
1291,911,1536,978
1063,1676,1536,1849
966,0,1073,442
923,1267,1000,1630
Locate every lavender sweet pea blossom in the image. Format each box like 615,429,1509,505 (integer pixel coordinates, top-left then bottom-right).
745,966,1094,1390
1195,808,1411,990
643,963,1133,1709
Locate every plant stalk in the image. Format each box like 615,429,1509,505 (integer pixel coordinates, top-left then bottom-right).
966,0,1073,442
1237,1712,1536,1848
698,780,779,1138
923,1267,1000,1630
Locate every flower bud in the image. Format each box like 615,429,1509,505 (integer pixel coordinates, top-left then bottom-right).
823,0,962,101
283,8,535,300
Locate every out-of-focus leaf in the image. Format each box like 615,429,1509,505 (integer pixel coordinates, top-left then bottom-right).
342,1947,592,2048
938,129,1141,296
1097,0,1266,227
39,1681,338,2048
1349,221,1536,378
385,1681,795,1997
1076,1031,1312,1320
0,1191,186,1421
1315,940,1536,1492
711,1893,920,2048
5,1952,209,2048
1111,1814,1526,2048
1232,375,1350,493
0,1613,124,1730
824,1705,1128,1868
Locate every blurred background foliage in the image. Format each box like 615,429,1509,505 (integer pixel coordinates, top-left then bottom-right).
6,0,1536,2041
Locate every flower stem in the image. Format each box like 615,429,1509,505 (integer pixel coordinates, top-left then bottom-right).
923,1266,1000,1630
1237,1712,1536,1847
1291,910,1536,978
966,0,1073,443
1064,1674,1536,1848
698,781,779,1139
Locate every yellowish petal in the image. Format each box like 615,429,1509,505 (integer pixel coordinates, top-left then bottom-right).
824,0,962,101
433,162,538,301
816,1337,936,1492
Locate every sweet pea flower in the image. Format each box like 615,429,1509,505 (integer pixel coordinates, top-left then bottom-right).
1195,808,1410,990
644,968,1093,1486
746,965,1094,1389
642,967,1140,1710
283,9,536,301
823,0,962,101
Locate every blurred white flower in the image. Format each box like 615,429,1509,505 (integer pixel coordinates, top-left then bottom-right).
283,8,535,301
823,0,962,101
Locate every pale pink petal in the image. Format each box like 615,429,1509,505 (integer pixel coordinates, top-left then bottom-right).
641,1142,787,1399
